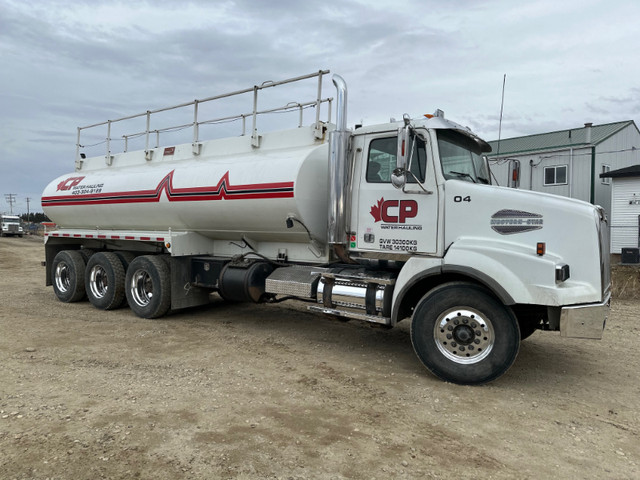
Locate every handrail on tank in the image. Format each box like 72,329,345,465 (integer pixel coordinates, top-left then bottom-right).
75,69,332,166
120,98,333,151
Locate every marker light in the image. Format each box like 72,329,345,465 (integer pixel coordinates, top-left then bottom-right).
536,243,546,256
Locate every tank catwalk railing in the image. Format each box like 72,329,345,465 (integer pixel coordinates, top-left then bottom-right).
75,70,333,166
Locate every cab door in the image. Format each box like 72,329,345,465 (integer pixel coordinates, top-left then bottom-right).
350,130,439,256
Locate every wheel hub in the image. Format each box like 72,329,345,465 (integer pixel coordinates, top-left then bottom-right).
453,324,474,344
89,265,108,299
130,269,154,307
434,308,495,364
54,263,71,293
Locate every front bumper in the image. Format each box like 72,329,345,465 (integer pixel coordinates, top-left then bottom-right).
559,292,610,339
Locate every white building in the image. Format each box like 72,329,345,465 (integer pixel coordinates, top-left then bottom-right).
600,165,640,256
487,120,640,221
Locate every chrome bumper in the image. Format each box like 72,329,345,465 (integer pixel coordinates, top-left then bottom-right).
559,293,610,339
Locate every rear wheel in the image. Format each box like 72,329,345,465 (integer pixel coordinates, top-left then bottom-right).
114,251,136,270
125,255,171,318
410,282,520,385
78,248,95,264
85,252,126,310
52,250,86,302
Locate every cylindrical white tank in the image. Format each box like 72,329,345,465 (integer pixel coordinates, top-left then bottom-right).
42,127,330,244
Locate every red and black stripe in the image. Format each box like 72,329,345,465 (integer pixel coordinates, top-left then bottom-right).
42,170,294,207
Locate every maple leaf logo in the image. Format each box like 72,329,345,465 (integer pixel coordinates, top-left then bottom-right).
370,197,384,222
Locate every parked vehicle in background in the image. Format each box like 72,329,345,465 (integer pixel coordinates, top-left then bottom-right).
0,214,24,237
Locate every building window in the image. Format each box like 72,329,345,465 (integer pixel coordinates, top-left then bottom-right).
544,165,567,186
602,165,611,185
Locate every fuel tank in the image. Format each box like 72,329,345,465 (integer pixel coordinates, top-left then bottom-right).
42,126,331,244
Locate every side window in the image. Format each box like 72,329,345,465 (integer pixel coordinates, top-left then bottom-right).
367,137,396,183
601,165,611,185
366,136,426,183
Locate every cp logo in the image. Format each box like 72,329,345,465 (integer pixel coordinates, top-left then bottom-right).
370,198,418,223
56,176,85,191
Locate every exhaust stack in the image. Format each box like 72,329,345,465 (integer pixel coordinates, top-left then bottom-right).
328,74,349,245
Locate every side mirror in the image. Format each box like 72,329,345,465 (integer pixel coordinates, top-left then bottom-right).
391,168,406,189
393,115,411,189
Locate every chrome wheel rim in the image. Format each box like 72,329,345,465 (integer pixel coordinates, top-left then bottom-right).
89,265,108,299
434,308,494,364
54,262,71,293
130,269,153,307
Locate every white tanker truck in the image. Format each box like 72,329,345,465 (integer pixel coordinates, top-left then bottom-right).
41,70,610,384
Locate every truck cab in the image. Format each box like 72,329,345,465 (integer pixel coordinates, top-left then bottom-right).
0,215,24,237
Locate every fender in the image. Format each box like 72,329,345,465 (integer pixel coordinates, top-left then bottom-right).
390,236,592,324
390,255,516,324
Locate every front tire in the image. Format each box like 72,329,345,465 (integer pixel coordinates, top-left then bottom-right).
125,255,171,318
52,250,86,303
410,282,520,385
85,252,126,310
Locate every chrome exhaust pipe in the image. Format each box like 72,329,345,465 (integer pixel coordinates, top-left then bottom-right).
328,74,348,245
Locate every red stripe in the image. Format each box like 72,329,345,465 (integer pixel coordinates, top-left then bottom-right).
42,170,294,207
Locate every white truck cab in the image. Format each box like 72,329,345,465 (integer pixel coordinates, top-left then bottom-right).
0,215,24,237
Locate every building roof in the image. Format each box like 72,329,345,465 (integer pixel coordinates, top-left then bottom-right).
487,120,637,158
600,164,640,178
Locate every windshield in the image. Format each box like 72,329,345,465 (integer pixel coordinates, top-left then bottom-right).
437,130,490,184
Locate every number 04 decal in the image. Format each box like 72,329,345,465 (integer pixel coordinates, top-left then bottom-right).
454,195,471,203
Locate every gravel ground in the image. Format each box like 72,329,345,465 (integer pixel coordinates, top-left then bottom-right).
1,236,639,479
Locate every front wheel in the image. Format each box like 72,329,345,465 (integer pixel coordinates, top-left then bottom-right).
410,283,520,385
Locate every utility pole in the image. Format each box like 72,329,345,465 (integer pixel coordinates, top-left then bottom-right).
25,197,31,220
4,194,16,214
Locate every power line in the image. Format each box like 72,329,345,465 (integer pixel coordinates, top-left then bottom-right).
4,194,16,215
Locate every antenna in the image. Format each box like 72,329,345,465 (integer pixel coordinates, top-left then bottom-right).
496,74,506,159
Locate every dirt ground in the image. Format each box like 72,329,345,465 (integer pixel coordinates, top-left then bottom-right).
1,236,638,480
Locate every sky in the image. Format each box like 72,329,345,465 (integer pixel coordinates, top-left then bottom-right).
2,0,640,216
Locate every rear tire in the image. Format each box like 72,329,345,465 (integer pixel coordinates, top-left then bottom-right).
410,282,520,385
114,251,136,270
125,255,171,318
52,250,86,303
78,248,95,263
85,252,126,310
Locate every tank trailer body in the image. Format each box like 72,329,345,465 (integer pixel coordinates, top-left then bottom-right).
42,71,610,384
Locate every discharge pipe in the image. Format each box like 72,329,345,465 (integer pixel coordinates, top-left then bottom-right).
328,74,349,245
